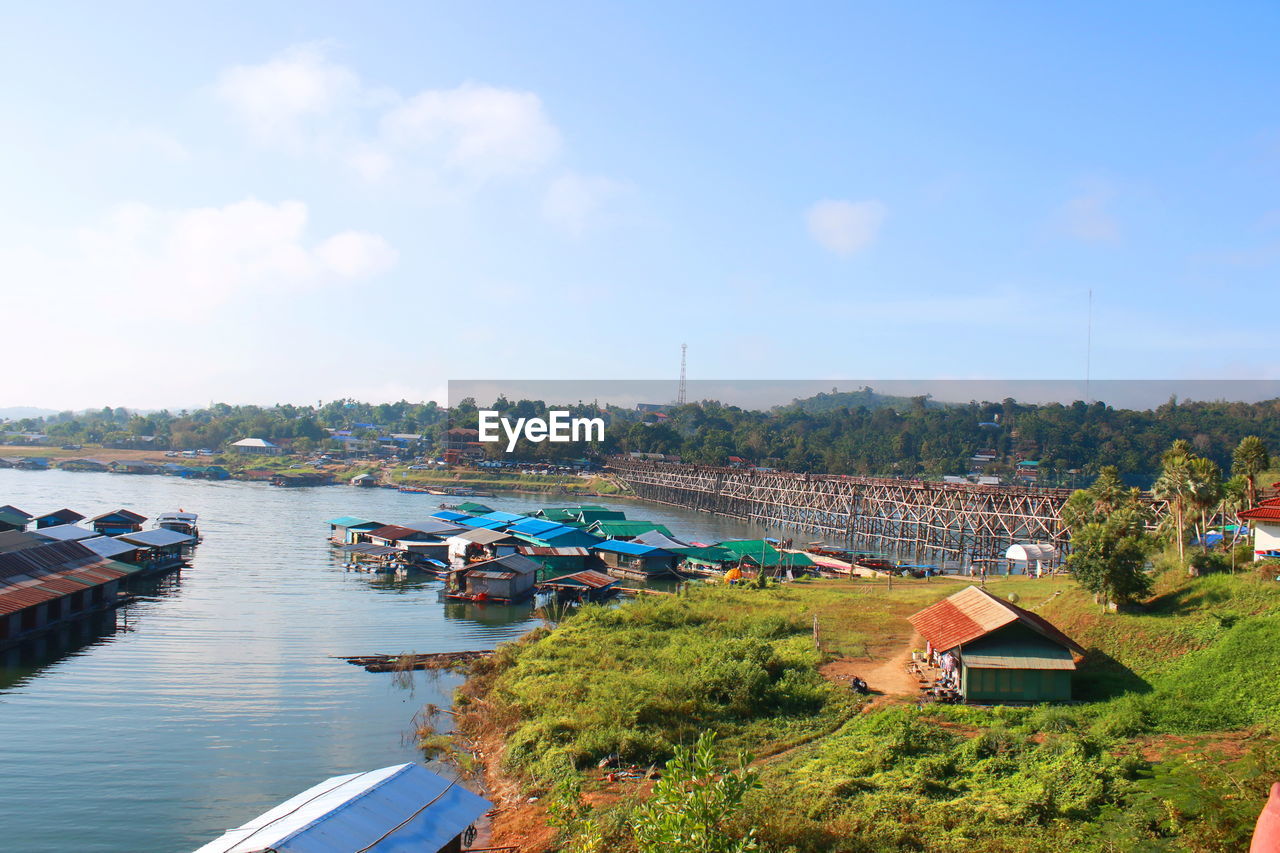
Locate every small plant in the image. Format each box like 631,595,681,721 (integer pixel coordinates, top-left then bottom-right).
632,731,761,852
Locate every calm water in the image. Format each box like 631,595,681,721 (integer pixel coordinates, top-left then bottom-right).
0,469,764,853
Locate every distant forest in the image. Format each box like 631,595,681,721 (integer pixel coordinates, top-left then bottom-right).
5,392,1280,487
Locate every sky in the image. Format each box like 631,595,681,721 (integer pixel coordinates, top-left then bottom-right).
3,2,1280,410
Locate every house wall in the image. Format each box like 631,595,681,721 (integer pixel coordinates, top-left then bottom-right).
1254,521,1280,555
962,666,1071,702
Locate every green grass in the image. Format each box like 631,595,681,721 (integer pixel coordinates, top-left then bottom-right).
461,571,1280,852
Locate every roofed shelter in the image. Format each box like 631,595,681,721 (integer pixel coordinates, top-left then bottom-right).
1239,497,1280,558
908,585,1085,703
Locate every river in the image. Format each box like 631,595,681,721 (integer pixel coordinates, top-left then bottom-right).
0,469,767,853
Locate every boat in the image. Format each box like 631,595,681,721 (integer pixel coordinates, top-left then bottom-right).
155,511,200,541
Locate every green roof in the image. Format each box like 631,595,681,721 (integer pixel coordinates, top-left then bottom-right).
0,508,28,527
455,502,495,514
963,642,1076,671
671,545,737,565
588,520,673,539
717,540,815,569
327,516,382,528
536,508,581,522
575,509,626,524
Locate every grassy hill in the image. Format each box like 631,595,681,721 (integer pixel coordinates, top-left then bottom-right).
452,568,1280,852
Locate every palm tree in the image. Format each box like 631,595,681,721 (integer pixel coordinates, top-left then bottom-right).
1187,456,1223,553
1153,450,1193,562
1231,435,1270,509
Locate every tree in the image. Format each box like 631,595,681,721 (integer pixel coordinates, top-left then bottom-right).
1067,508,1154,609
1153,450,1194,562
1186,456,1223,554
1231,435,1270,509
632,732,760,853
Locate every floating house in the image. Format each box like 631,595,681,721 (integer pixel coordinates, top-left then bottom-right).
351,473,379,487
33,508,84,529
328,516,385,545
908,585,1085,703
449,553,539,602
717,540,816,574
511,524,601,549
115,528,194,573
447,528,521,563
0,536,141,649
89,509,146,536
0,507,29,532
109,460,162,475
453,501,495,515
671,544,739,572
586,519,675,541
192,763,491,853
517,545,591,576
593,539,678,579
37,524,100,543
540,569,619,602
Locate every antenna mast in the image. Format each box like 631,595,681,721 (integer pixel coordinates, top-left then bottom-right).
677,343,687,405
1085,289,1093,404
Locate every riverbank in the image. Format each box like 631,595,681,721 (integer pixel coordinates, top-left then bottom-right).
0,444,628,495
449,570,1280,852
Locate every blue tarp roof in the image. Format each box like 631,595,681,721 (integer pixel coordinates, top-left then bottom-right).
593,539,672,556
458,517,508,530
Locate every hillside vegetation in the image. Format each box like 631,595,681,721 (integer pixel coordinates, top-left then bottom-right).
457,569,1280,852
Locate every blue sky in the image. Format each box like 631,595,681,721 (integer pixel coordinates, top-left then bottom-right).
3,2,1278,409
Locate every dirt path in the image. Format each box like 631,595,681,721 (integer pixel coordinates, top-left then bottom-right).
821,631,924,698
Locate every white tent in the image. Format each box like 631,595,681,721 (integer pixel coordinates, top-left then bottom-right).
1005,543,1057,575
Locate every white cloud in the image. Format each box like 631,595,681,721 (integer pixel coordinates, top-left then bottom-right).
214,43,361,145
381,84,561,178
214,46,564,183
805,199,887,256
8,198,395,309
541,172,622,236
1057,183,1119,244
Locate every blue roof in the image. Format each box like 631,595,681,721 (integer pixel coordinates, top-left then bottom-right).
458,517,508,530
593,539,672,556
432,510,471,522
193,763,489,853
507,518,563,536
479,511,528,523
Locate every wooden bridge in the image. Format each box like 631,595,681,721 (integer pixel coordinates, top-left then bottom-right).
608,459,1079,565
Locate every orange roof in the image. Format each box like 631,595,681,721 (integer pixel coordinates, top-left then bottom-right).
1240,503,1280,522
908,585,1084,656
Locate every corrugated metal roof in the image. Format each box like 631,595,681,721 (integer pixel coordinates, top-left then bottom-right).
431,510,471,522
365,525,429,542
467,553,540,575
80,536,138,559
33,508,84,525
448,528,514,545
507,518,563,536
35,524,98,542
908,586,1084,656
588,520,673,538
479,511,528,523
593,539,671,556
116,528,194,548
0,530,50,554
89,509,146,523
0,585,60,615
193,763,490,853
543,570,617,589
